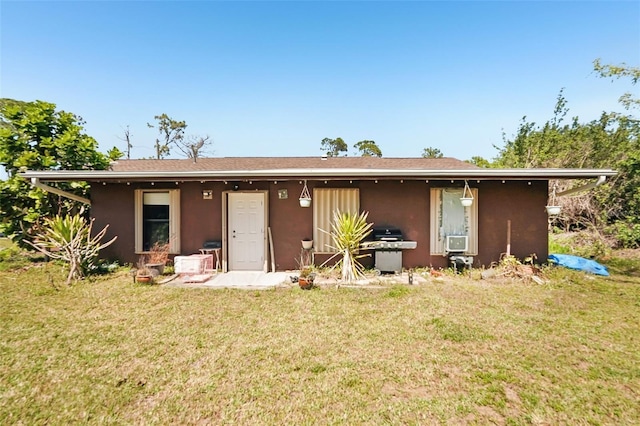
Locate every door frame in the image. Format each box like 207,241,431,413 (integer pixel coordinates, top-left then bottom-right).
221,190,269,272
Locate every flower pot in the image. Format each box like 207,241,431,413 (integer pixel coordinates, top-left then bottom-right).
299,197,311,208
136,275,153,284
299,277,313,290
145,263,164,275
460,197,473,207
546,205,561,215
302,239,313,250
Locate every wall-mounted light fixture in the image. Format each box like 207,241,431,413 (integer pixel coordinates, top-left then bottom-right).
202,190,213,200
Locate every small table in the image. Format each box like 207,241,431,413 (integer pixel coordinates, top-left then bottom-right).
198,248,221,272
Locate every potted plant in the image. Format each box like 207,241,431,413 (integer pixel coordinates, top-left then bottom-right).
135,257,154,284
302,238,313,250
299,180,312,207
545,182,561,216
145,241,170,275
298,266,315,290
136,267,154,284
460,180,474,207
545,205,561,215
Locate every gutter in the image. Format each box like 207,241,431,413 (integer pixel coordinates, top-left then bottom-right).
20,168,618,182
30,177,91,205
556,175,608,197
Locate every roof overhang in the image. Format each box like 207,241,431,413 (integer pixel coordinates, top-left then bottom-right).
19,168,618,182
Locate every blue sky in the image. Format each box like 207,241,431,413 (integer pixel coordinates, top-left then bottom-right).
1,1,638,162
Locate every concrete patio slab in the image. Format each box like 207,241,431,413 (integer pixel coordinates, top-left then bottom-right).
164,271,290,289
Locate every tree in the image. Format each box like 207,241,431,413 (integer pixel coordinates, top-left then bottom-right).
107,147,124,161
494,65,640,241
0,99,111,246
466,156,492,168
147,114,187,159
117,125,133,159
175,134,213,162
354,140,382,157
421,147,444,158
320,137,347,157
593,59,640,111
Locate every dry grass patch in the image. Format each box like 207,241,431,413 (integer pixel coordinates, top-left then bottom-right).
1,263,639,424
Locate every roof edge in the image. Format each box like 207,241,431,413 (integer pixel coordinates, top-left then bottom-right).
19,168,618,181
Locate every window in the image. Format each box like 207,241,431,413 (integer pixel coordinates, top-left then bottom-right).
313,188,359,253
430,187,478,255
135,189,180,253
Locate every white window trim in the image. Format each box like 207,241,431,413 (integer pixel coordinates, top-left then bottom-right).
313,188,360,254
134,189,181,254
430,187,478,255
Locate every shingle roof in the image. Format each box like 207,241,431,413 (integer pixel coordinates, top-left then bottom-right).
19,156,617,182
109,156,478,172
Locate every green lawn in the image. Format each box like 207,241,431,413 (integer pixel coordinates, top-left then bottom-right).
1,260,639,424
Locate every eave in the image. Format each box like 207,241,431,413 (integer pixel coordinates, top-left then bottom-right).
19,168,618,183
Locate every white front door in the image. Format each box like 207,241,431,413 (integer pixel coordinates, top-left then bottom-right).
228,193,265,271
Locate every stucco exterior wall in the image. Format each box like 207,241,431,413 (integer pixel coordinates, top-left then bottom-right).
476,180,549,266
90,179,549,270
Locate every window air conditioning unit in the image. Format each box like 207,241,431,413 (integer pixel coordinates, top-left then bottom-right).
445,235,468,253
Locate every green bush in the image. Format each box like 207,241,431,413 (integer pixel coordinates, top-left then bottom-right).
320,210,373,283
606,220,640,249
549,231,611,259
28,214,117,285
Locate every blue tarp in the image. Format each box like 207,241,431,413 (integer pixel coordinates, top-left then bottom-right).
548,254,610,276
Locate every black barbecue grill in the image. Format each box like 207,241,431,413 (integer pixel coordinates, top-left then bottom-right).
372,227,417,273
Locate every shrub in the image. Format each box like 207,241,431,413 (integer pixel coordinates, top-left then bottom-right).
606,220,640,249
28,214,117,285
320,210,373,283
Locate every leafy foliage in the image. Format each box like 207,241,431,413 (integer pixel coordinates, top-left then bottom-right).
147,113,187,159
353,140,382,157
494,61,640,238
320,137,347,157
606,221,640,249
421,147,444,158
320,210,373,283
593,59,640,110
27,213,117,285
0,99,111,247
466,156,492,168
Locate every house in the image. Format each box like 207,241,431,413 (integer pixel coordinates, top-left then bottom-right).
21,157,616,271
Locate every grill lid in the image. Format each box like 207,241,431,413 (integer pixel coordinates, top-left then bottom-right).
373,228,403,241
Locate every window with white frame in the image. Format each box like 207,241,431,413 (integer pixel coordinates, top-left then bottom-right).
430,187,478,255
313,188,359,253
135,189,180,253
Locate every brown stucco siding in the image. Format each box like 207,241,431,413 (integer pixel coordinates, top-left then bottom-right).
90,183,135,263
267,181,314,271
179,182,224,255
360,180,430,269
476,180,549,266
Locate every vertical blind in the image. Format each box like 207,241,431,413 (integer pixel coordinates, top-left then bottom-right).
313,188,360,253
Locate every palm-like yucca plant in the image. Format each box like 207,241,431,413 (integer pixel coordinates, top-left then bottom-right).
321,210,374,283
28,214,117,285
